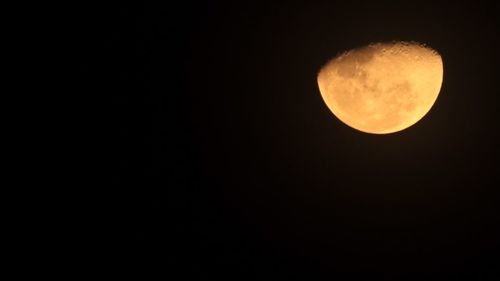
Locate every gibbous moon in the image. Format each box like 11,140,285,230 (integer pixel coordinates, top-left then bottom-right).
317,41,443,134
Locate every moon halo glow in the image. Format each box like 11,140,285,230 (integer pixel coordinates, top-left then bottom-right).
317,41,443,134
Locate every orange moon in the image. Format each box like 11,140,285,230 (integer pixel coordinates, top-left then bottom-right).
317,41,443,134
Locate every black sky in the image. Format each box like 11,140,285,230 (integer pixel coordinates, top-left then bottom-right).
108,1,500,279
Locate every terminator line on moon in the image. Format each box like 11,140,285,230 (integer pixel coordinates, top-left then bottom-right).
317,41,443,134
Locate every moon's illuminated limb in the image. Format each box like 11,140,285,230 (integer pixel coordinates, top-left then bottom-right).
317,41,443,134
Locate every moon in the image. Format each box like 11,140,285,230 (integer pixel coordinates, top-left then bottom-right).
317,41,443,134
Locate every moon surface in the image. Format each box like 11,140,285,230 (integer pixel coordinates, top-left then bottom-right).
317,41,443,134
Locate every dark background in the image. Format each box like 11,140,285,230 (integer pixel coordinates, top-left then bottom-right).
106,1,500,279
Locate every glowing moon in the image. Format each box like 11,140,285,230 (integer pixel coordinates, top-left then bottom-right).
317,41,443,134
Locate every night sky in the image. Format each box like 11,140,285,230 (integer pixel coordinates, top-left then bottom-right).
108,1,500,279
